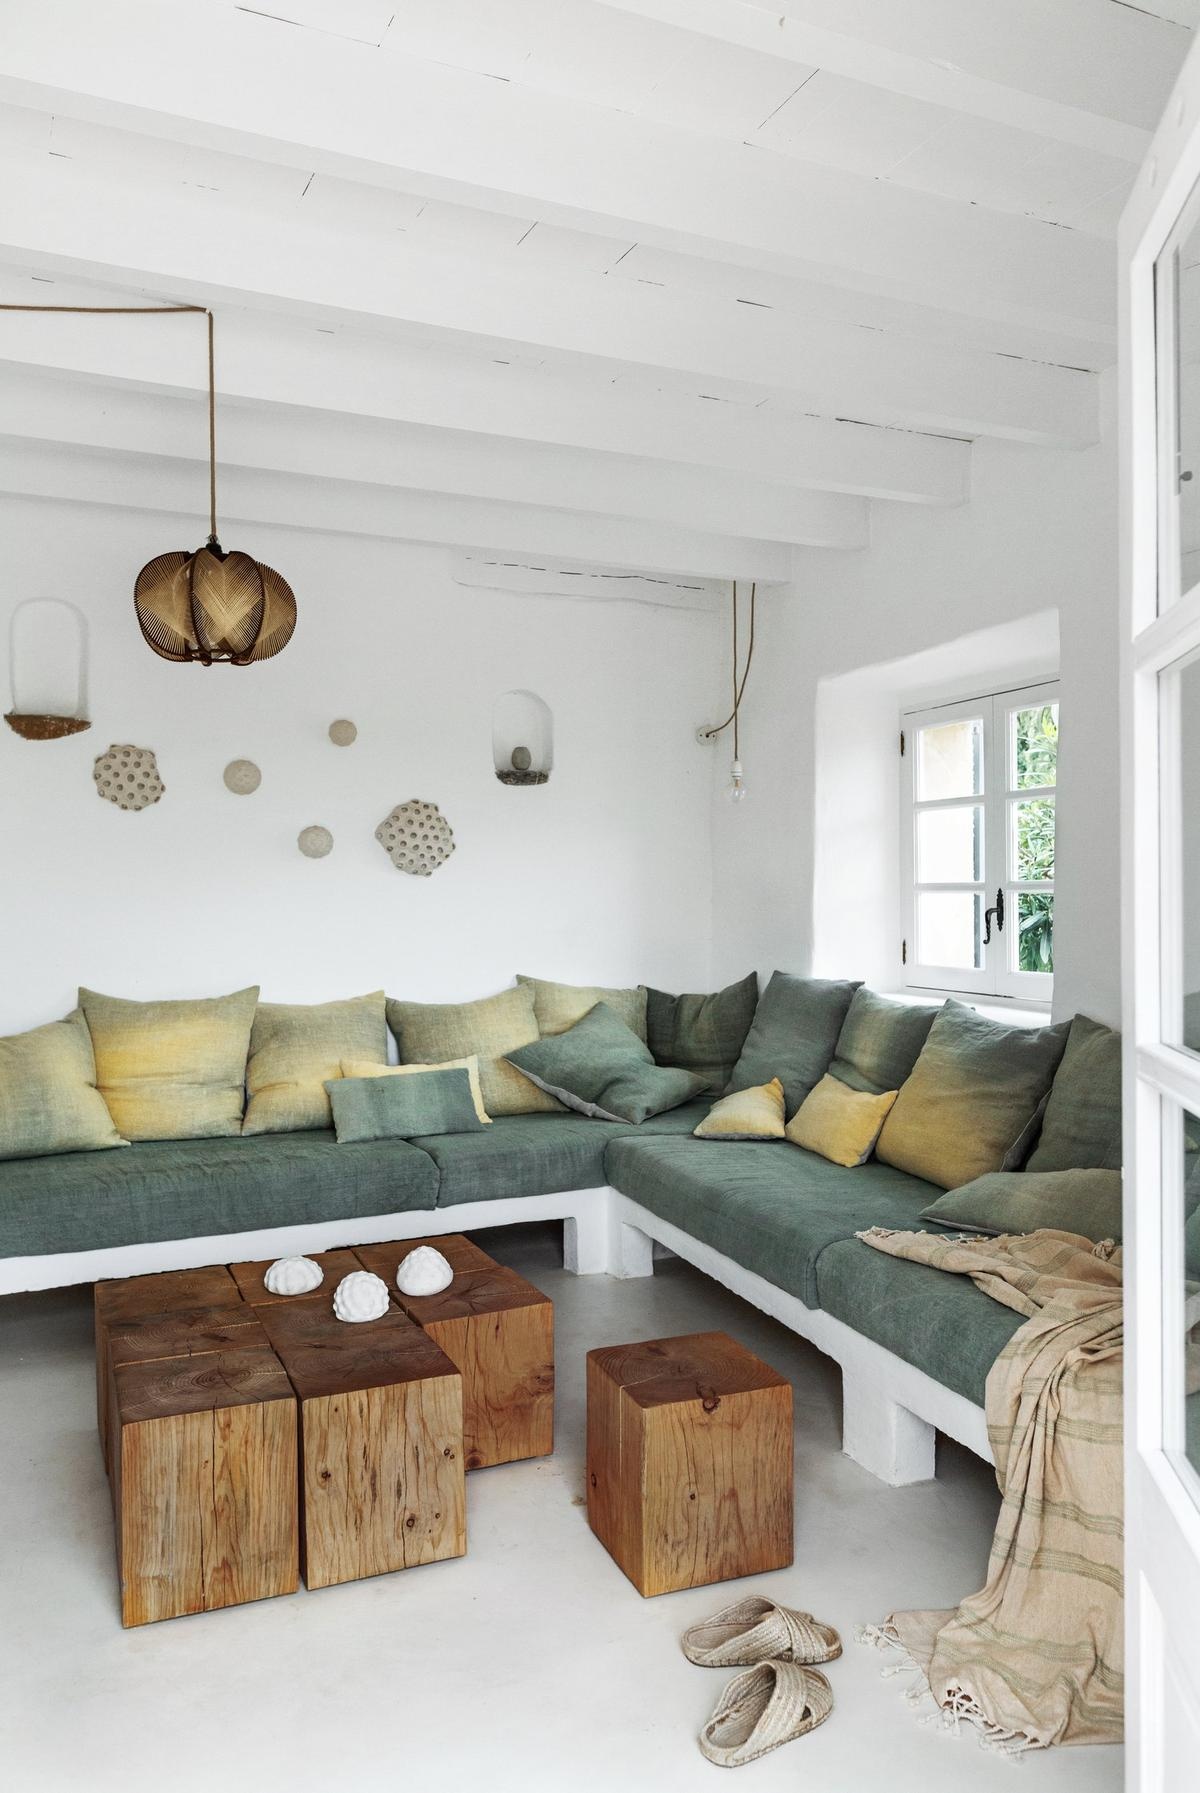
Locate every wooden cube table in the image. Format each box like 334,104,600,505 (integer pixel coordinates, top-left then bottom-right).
355,1234,554,1470
258,1299,466,1591
112,1346,298,1627
586,1330,793,1597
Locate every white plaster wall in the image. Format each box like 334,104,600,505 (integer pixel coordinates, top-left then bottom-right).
710,397,1120,1026
0,495,721,1034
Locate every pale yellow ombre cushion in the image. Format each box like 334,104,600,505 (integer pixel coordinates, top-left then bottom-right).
79,985,259,1141
693,1076,786,1140
517,974,648,1040
243,992,387,1134
387,986,562,1116
0,1011,128,1160
339,1056,492,1125
785,1073,898,1167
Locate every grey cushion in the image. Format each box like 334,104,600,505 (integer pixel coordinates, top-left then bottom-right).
606,1134,938,1306
1025,1013,1122,1172
728,971,861,1115
816,1236,1025,1406
0,1131,440,1259
645,971,759,1095
921,1168,1123,1243
326,1067,484,1143
505,1002,707,1123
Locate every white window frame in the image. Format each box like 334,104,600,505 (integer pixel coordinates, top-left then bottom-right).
900,680,1059,1003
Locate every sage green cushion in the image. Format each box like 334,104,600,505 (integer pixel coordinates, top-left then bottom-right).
830,987,939,1095
0,1012,127,1161
517,974,647,1040
505,1002,708,1123
606,1134,939,1305
921,1168,1123,1243
0,1131,439,1259
79,985,259,1142
419,1100,710,1207
815,1237,1024,1406
388,986,561,1116
327,1066,484,1144
645,971,759,1095
243,992,387,1135
1025,1014,1122,1173
728,971,861,1114
875,1000,1070,1190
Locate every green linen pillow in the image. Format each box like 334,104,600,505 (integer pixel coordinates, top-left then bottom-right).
325,1065,484,1144
340,1056,491,1124
694,1076,786,1140
829,986,939,1095
388,985,561,1116
921,1168,1123,1244
517,974,648,1040
0,1011,128,1161
1025,1013,1122,1173
243,992,387,1135
79,985,259,1142
504,1002,708,1123
727,971,862,1114
875,1000,1070,1191
645,971,759,1095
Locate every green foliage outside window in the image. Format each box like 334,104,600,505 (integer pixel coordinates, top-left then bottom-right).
1014,706,1057,973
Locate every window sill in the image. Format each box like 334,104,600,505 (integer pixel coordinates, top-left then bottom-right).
886,988,1052,1028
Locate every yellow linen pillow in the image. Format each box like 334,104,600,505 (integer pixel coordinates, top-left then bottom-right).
785,1073,898,1167
340,1056,491,1124
243,992,387,1135
693,1077,786,1140
517,974,648,1040
78,985,259,1141
0,1011,128,1160
386,986,561,1116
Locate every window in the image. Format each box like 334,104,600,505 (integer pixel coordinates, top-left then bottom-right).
900,682,1058,1001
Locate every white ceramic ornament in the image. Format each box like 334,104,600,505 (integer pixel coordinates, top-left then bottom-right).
332,1270,389,1323
395,1245,453,1298
264,1255,323,1296
298,824,334,858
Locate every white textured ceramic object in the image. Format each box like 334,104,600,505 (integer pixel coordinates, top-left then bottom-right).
93,743,164,811
328,718,357,746
395,1245,454,1297
332,1270,390,1323
264,1255,323,1296
224,758,262,795
374,799,455,876
298,824,334,858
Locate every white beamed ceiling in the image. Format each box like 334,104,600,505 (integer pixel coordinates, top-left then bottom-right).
0,0,1190,587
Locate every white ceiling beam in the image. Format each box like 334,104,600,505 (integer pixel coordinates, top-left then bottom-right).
597,0,1189,161
0,166,1098,445
0,0,1114,337
0,281,968,505
0,363,869,549
0,438,793,582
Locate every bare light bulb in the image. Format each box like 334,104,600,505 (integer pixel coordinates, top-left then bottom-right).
727,758,748,803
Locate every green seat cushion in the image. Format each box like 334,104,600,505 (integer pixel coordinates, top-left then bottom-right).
505,1002,708,1123
727,971,861,1115
1025,1013,1122,1172
816,1236,1025,1407
606,1135,939,1306
645,971,759,1095
0,1131,439,1259
829,987,939,1095
921,1168,1123,1243
420,1102,711,1207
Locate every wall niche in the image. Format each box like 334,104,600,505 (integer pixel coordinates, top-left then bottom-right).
492,689,553,786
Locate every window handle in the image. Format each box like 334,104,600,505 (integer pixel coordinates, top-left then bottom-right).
983,887,1005,945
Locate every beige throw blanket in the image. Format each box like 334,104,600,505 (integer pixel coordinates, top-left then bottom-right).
858,1227,1124,1753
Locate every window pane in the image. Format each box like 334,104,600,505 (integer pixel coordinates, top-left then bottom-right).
1012,702,1058,789
1179,654,1200,1055
1180,1112,1200,1481
916,805,982,882
1176,246,1200,609
1013,797,1055,881
916,718,983,801
917,890,982,969
1016,892,1054,973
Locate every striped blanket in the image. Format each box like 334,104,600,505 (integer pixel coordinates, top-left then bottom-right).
859,1226,1124,1752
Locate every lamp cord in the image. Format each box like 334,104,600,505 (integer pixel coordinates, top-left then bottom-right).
1,301,217,539
704,579,757,749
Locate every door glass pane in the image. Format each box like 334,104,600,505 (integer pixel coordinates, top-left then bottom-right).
1180,243,1200,607
1012,702,1058,788
916,718,983,801
917,890,982,969
1181,1112,1200,1480
1016,892,1054,973
916,805,982,882
1013,797,1056,881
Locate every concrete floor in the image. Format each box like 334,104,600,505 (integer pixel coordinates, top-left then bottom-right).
0,1222,1123,1793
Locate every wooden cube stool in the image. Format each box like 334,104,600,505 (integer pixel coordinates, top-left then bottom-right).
113,1346,298,1627
259,1300,466,1590
356,1234,554,1469
586,1330,793,1597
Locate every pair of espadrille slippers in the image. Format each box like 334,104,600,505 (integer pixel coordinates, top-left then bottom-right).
681,1595,841,1768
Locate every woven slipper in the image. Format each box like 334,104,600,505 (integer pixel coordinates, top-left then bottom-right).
682,1595,841,1668
699,1661,833,1768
